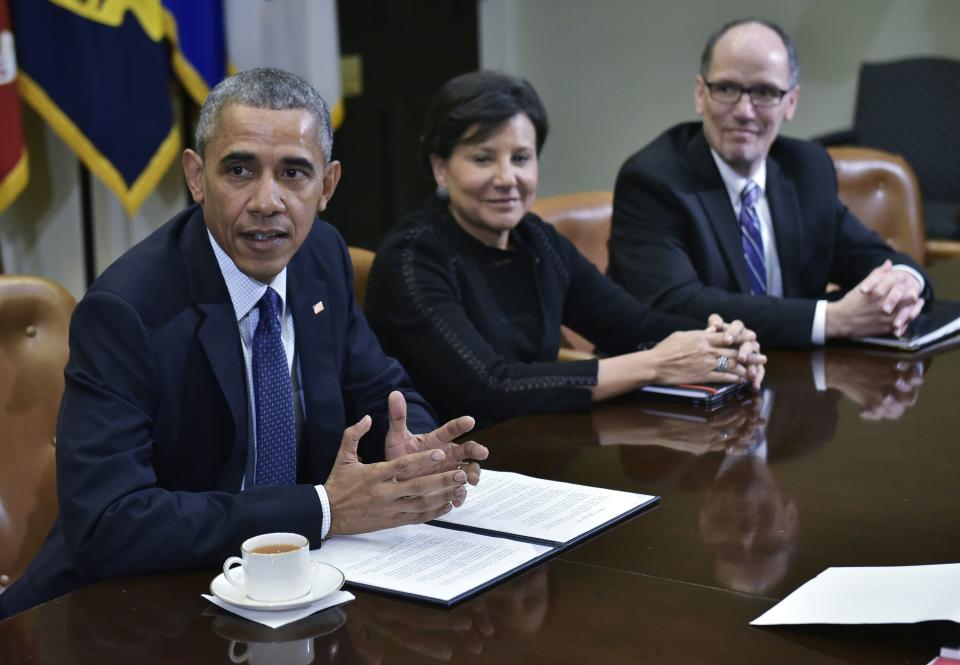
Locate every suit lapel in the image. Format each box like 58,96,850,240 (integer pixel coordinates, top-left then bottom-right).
287,262,338,479
765,157,804,297
689,131,753,294
179,208,249,486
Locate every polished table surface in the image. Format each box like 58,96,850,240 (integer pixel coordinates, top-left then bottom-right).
4,264,960,664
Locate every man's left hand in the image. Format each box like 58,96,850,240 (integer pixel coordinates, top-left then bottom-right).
858,260,924,336
384,391,488,485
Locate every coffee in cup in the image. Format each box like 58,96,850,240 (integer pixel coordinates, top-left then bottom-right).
223,532,311,602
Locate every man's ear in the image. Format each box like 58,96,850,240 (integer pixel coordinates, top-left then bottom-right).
783,86,800,122
429,154,447,189
694,75,707,117
181,149,205,204
316,160,342,213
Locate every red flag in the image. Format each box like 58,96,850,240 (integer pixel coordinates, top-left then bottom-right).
0,0,27,214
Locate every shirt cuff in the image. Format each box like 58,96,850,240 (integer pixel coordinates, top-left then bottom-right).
811,300,828,346
891,264,925,294
315,484,332,539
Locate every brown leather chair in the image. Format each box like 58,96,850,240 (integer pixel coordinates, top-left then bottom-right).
531,192,613,358
348,246,376,308
828,146,960,264
828,146,926,264
532,191,613,273
0,276,74,593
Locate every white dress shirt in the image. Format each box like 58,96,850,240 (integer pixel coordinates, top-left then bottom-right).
709,150,924,345
208,231,332,539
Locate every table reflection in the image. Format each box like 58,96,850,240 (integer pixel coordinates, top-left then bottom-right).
822,350,927,420
341,567,550,662
212,608,347,665
698,449,799,594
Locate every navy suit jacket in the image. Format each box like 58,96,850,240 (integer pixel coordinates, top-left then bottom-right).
608,122,931,348
0,206,435,618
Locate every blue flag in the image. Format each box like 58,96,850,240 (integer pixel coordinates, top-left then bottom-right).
163,0,227,105
11,0,180,216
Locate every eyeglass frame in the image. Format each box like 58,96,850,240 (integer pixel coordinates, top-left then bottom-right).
702,79,793,108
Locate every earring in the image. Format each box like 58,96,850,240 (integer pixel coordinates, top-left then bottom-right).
435,185,449,201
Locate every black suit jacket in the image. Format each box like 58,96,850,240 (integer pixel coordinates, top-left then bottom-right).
608,122,931,347
0,206,434,618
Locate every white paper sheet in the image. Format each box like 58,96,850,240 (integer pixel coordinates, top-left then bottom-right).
751,564,960,626
311,524,551,603
434,469,656,544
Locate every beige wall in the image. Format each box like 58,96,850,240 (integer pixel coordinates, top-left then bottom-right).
3,0,959,298
480,0,960,197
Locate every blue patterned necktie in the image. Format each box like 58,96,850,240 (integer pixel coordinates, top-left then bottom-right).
252,287,297,486
739,181,767,296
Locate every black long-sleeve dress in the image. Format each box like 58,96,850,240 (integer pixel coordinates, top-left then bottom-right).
364,197,701,427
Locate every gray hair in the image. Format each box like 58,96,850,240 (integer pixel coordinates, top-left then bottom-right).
699,19,800,89
195,67,333,161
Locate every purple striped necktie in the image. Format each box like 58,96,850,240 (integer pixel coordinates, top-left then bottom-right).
739,181,767,296
252,287,297,486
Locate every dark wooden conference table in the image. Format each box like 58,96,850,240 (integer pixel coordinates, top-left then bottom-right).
3,263,960,664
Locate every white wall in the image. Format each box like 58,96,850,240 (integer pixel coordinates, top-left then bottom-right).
3,0,959,299
480,0,960,197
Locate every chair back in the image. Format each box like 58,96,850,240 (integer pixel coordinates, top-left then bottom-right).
0,276,74,591
853,57,960,238
532,192,612,355
532,192,613,273
348,246,376,308
828,146,926,265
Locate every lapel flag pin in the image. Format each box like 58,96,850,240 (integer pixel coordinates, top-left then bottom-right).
313,301,325,315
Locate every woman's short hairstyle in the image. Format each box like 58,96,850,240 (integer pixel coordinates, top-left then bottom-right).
418,71,548,174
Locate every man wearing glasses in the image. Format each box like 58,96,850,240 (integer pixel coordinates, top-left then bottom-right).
609,19,929,347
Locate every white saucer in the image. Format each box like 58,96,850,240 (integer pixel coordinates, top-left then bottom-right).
210,561,345,611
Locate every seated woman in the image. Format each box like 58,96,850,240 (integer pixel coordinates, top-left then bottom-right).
365,71,765,427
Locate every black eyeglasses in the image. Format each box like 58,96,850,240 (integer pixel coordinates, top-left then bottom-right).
703,80,791,108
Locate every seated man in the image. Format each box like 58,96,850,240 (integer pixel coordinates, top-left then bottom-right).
0,68,487,618
609,19,931,348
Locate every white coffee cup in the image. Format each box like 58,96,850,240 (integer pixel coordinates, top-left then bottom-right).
223,532,311,602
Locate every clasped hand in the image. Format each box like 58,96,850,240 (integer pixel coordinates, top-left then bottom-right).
325,391,488,536
827,260,924,338
648,314,766,390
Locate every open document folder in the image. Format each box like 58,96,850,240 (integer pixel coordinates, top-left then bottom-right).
751,563,960,626
312,470,659,606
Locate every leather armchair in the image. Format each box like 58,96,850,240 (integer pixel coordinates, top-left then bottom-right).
828,146,960,265
828,146,926,264
0,275,74,593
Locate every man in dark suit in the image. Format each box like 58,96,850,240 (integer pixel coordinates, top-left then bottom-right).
609,19,929,348
0,68,487,618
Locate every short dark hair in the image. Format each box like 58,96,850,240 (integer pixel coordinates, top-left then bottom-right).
418,71,548,174
699,19,800,89
196,67,333,161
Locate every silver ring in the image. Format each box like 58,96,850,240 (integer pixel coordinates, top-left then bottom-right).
715,355,730,372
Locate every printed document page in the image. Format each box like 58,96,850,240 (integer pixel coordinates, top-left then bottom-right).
312,524,551,603
434,469,657,544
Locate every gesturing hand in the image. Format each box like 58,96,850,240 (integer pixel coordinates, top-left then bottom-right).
325,415,470,536
384,391,489,485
